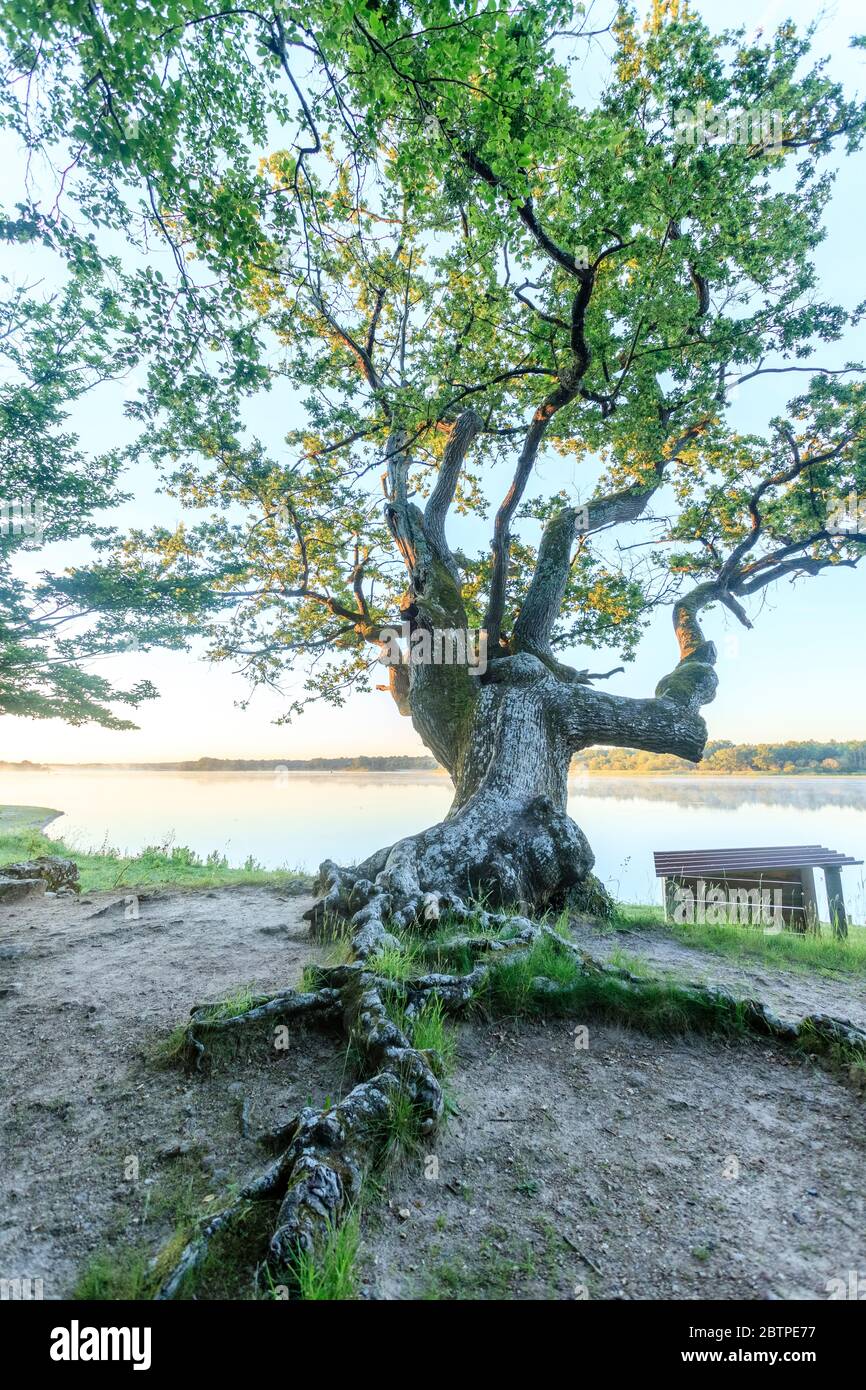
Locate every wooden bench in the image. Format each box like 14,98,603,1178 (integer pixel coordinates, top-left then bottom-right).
653,845,862,938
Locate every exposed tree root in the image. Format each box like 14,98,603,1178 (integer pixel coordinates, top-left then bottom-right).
185,988,344,1070
155,894,866,1299
304,803,610,951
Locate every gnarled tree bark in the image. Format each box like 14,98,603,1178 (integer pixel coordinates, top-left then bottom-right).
305,412,721,943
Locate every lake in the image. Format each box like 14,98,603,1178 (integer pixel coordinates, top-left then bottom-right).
2,768,865,919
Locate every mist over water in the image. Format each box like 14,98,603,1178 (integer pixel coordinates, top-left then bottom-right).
1,769,864,920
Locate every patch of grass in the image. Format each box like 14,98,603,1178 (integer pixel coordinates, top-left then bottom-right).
300,963,321,993
607,945,654,977
290,1211,361,1300
72,1249,154,1301
545,907,573,940
145,1225,195,1296
0,805,309,892
483,933,582,1014
614,902,866,977
515,1178,541,1197
795,1019,866,1082
375,940,422,980
423,940,477,975
147,1022,189,1068
414,917,524,977
198,985,259,1023
0,804,60,836
145,1152,211,1232
186,1202,276,1300
145,1169,272,1300
612,903,667,931
377,1087,428,1165
409,995,457,1076
484,934,748,1037
322,923,354,967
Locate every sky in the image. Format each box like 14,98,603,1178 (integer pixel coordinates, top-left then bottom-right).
1,0,865,763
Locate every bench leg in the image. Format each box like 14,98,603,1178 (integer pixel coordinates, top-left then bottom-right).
823,866,848,939
663,878,677,922
800,867,819,933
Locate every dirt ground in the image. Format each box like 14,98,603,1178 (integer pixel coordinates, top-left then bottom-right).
364,1020,865,1300
0,885,335,1299
1,886,863,1300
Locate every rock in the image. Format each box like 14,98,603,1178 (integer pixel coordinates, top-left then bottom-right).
157,1138,196,1160
0,876,46,903
0,856,80,893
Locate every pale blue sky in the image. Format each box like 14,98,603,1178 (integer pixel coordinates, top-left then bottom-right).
1,0,864,762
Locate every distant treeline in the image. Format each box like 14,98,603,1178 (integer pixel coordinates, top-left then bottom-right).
4,745,864,775
574,741,866,776
138,755,439,771
40,755,440,772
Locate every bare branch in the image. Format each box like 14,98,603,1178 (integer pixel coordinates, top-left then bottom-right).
423,409,483,571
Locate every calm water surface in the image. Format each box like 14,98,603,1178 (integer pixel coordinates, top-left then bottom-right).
1,768,864,918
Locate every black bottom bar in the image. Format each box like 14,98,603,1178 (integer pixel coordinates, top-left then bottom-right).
9,1298,863,1375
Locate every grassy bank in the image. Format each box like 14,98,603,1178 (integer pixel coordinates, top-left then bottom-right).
614,903,866,975
0,805,309,893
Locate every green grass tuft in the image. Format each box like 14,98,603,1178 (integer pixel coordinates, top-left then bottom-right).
0,805,309,892
484,934,747,1036
72,1249,154,1301
147,1023,190,1068
197,986,259,1022
290,1212,360,1300
410,995,457,1074
613,903,866,977
374,1087,429,1167
374,940,422,980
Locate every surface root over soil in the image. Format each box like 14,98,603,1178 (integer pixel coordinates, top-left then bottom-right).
154,874,866,1299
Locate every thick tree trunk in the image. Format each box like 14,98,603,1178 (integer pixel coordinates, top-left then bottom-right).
308,412,718,943
420,661,595,911
308,644,712,947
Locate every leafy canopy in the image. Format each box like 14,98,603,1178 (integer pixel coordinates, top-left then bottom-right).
1,1,864,718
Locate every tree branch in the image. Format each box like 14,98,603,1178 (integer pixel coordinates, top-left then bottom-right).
423,408,483,574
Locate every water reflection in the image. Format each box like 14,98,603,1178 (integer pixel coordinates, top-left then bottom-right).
0,767,862,919
570,774,866,812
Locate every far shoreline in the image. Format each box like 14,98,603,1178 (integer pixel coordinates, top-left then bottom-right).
0,767,861,778
1,764,865,780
